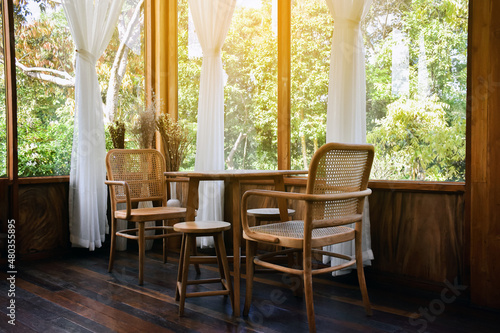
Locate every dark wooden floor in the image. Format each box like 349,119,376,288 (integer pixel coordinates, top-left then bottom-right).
1,245,499,333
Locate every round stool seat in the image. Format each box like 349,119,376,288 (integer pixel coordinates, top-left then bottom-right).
174,221,231,234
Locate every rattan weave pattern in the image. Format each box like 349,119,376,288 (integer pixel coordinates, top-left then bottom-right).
311,149,369,222
249,220,352,239
107,149,165,201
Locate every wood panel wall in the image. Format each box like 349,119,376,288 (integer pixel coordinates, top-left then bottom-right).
17,183,69,257
369,190,464,285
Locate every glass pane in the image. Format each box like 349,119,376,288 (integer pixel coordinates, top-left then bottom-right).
224,0,278,170
178,0,278,170
0,1,6,178
14,1,74,176
14,0,145,176
177,0,201,170
290,0,330,169
105,0,145,151
364,0,468,181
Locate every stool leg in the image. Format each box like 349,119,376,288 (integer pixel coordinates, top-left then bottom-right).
192,236,201,275
175,233,186,301
162,219,167,264
178,234,192,316
214,232,234,313
213,234,226,291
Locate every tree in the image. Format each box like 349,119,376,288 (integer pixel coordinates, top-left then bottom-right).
4,0,145,176
367,96,465,181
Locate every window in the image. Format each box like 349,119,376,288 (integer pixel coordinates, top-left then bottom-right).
178,0,279,170
364,0,467,181
177,0,201,170
291,0,330,169
14,1,74,177
13,0,145,177
177,0,467,181
224,0,278,170
3,0,467,182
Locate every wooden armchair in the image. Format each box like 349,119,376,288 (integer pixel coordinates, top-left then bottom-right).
105,149,186,285
242,142,374,332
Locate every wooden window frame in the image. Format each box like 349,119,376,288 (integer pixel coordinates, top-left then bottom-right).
144,0,465,193
1,0,469,192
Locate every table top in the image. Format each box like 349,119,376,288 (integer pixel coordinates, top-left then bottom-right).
164,169,308,180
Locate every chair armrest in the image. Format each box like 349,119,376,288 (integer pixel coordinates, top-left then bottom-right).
240,188,372,237
105,180,132,220
242,188,371,202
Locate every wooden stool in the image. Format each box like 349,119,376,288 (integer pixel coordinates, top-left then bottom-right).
174,221,234,316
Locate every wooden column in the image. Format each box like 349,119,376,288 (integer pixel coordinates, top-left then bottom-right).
144,0,155,106
166,0,178,120
277,0,291,170
145,0,178,155
2,0,18,224
468,0,500,309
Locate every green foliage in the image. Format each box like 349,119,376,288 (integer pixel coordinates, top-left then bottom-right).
223,0,278,170
290,0,331,169
367,96,465,181
16,89,74,176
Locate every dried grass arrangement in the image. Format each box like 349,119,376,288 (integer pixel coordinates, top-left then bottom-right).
156,114,191,171
131,100,157,149
108,120,126,149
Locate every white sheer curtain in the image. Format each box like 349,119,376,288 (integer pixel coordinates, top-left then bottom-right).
324,0,374,274
189,0,236,248
62,0,125,250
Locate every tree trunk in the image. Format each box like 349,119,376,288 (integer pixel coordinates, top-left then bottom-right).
226,132,247,170
104,0,144,123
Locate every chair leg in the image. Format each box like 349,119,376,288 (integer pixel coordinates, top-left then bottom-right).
293,250,304,297
303,248,316,333
215,232,234,313
138,222,145,285
108,217,117,273
178,234,192,316
175,233,187,301
243,240,257,316
355,229,372,316
162,220,168,264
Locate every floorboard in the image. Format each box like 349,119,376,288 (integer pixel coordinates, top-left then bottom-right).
1,246,499,333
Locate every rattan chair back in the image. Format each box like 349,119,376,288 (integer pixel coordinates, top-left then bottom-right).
107,149,167,207
306,143,374,228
